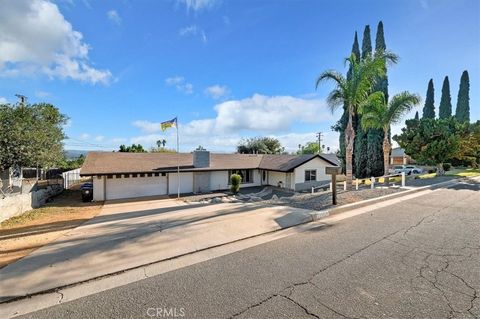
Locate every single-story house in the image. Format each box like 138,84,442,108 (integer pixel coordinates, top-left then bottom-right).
390,147,415,165
80,149,339,201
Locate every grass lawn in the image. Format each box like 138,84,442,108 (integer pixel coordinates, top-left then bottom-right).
0,188,103,268
417,168,480,179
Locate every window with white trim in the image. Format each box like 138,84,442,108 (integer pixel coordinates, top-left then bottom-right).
304,169,316,182
228,170,253,184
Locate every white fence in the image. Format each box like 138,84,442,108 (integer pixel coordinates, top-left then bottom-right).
62,168,81,189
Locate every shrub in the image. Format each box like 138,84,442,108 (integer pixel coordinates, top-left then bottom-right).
230,174,241,194
427,168,437,174
443,163,451,171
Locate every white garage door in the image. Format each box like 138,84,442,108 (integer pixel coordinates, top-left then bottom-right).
106,175,168,200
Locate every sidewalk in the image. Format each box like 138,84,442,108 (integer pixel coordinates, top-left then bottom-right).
0,198,318,301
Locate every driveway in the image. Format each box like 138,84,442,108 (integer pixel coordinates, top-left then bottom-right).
0,197,317,301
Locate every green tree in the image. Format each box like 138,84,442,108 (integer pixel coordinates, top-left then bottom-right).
316,51,397,188
118,144,146,153
455,70,470,123
452,121,480,167
335,31,361,173
422,79,435,119
359,91,421,174
230,174,241,194
394,118,460,175
0,103,67,170
361,25,372,59
439,76,452,119
297,142,320,155
237,137,284,154
414,111,419,120
59,154,85,170
366,20,389,177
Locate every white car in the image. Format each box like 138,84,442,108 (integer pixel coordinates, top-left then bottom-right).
392,165,423,175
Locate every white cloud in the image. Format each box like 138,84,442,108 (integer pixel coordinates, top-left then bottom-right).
0,0,112,84
176,0,219,12
132,120,162,133
107,10,121,25
94,135,105,142
0,97,8,104
111,137,127,144
178,24,207,44
165,76,194,94
130,93,337,152
204,84,229,99
79,133,90,140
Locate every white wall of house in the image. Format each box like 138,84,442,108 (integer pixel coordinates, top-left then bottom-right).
168,172,194,194
294,157,331,184
106,175,168,200
93,176,105,201
268,171,287,188
210,171,229,191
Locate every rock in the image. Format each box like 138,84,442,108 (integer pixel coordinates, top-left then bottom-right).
211,197,222,203
271,194,278,201
249,196,262,202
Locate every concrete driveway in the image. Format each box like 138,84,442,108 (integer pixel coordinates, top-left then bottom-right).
0,197,317,301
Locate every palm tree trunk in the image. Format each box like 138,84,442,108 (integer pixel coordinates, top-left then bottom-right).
383,129,391,176
344,110,355,189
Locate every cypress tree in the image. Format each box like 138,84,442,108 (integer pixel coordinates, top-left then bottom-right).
414,111,419,120
366,21,388,177
361,25,372,59
439,76,452,119
422,79,435,119
455,70,470,123
337,32,361,174
355,25,372,178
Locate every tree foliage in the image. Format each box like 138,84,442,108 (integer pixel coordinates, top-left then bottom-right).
230,174,241,194
455,70,470,123
452,121,480,167
297,141,320,155
118,144,146,153
422,79,436,119
237,137,284,154
0,103,67,170
439,76,452,119
394,118,461,175
58,155,85,170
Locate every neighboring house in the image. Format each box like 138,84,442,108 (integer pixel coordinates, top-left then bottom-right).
390,147,414,165
80,149,339,201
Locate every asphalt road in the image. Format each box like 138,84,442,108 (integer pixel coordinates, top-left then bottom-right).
17,179,480,319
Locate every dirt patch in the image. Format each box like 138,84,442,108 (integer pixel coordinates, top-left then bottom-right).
0,188,103,268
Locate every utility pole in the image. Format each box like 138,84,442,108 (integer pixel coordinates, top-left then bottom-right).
316,132,323,154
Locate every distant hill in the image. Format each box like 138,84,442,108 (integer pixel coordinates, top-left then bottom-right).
64,150,89,159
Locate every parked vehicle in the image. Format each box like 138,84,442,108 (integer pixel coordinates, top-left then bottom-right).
80,182,93,202
391,165,423,175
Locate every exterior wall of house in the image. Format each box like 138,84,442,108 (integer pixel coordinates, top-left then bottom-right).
268,171,287,188
193,172,211,193
210,171,229,191
168,172,194,195
93,176,105,201
293,157,332,191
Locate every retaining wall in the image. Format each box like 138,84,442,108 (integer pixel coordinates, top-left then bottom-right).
0,185,63,223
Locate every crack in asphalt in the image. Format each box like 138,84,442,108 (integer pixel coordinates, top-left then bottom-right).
230,187,480,319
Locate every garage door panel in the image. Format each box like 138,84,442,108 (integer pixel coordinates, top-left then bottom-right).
106,176,167,200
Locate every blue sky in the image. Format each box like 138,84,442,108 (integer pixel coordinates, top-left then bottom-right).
0,0,478,153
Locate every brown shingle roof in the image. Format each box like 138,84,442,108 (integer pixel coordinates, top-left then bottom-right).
80,151,338,176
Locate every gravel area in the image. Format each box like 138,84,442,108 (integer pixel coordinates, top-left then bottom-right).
265,187,404,211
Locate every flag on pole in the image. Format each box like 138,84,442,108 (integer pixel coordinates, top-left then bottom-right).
161,117,177,131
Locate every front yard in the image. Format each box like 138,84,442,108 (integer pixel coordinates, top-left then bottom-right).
0,188,103,268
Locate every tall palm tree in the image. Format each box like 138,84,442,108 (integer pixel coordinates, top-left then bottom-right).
316,52,397,188
359,91,421,175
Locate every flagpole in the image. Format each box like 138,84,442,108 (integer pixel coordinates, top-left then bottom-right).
176,117,180,199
